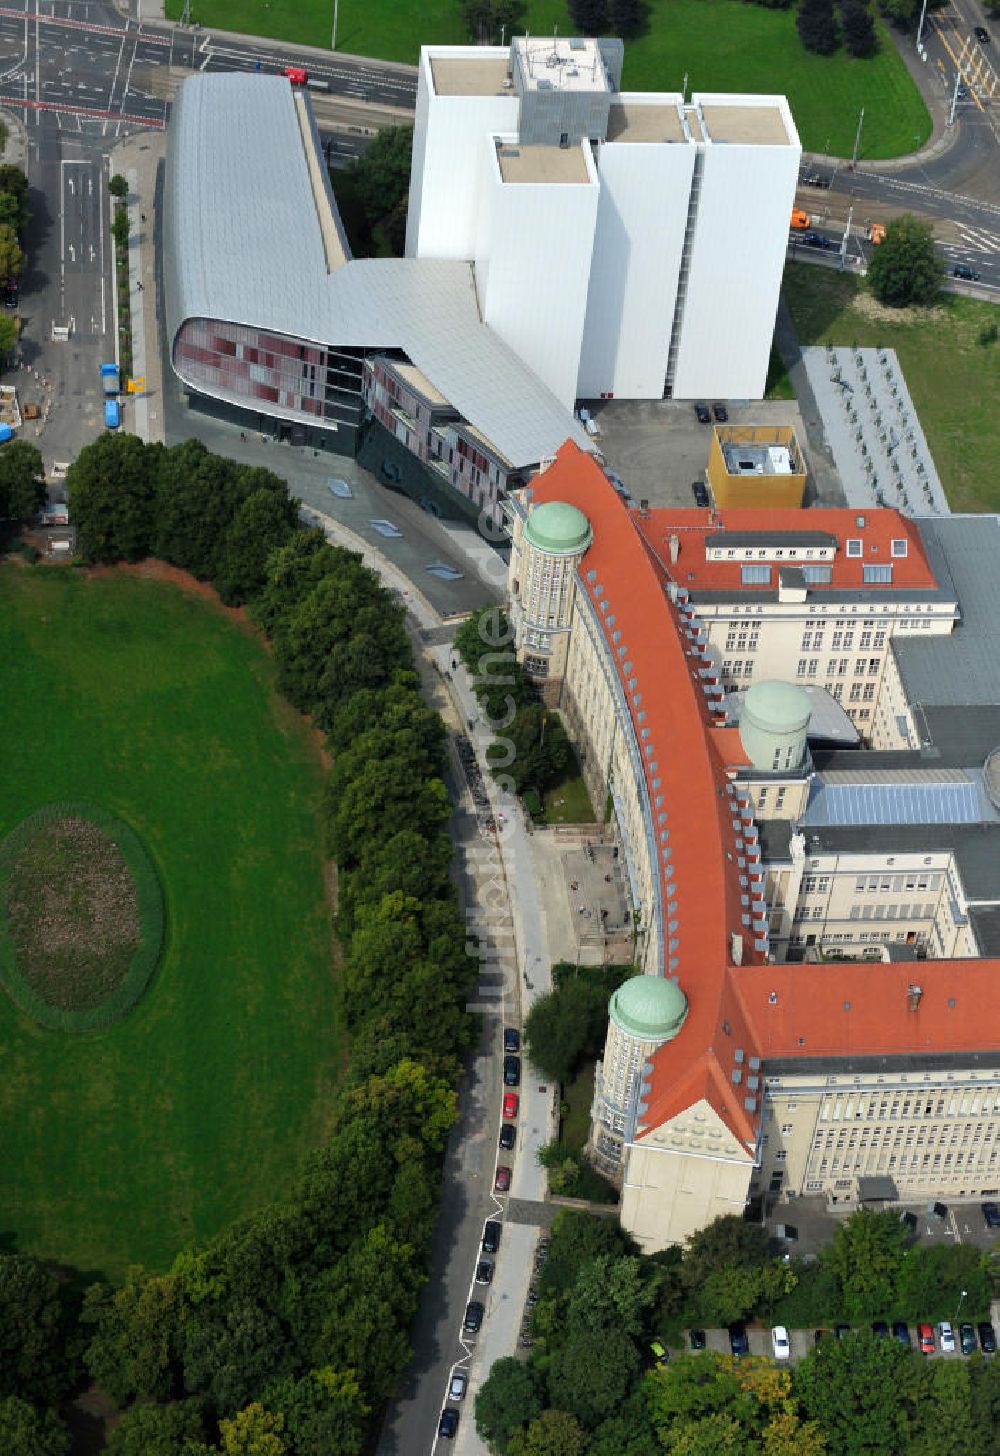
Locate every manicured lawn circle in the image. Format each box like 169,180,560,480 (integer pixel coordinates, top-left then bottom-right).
0,805,164,1031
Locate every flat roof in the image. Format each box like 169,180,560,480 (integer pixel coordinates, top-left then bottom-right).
700,102,791,146
390,360,450,407
430,54,511,97
496,142,590,184
607,100,685,143
512,35,609,93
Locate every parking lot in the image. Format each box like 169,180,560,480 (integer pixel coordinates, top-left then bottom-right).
762,1194,1000,1259
585,396,815,510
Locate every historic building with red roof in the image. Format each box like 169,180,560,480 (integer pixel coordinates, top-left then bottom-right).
506,440,1000,1250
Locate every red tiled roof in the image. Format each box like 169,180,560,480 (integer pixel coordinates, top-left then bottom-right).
527,442,765,1146
734,961,1000,1060
633,507,937,594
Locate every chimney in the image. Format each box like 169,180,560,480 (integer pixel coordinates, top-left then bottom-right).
907,983,923,1012
730,931,744,965
669,534,680,563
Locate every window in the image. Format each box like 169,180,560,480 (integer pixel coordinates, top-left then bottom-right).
864,564,893,584
802,565,832,585
846,539,863,557
863,682,876,701
868,658,881,675
850,682,863,701
742,564,771,585
891,539,908,558
796,659,807,677
808,659,819,676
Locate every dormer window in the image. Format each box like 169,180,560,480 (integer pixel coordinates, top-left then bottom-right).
846,539,862,558
891,539,908,557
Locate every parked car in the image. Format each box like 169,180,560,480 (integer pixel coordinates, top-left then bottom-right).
449,1371,467,1401
476,1258,494,1284
938,1320,956,1353
463,1301,484,1334
872,1321,889,1339
494,1165,511,1192
689,1328,706,1350
691,480,709,507
899,1210,918,1233
893,1321,910,1347
953,264,981,281
960,1322,977,1355
712,402,729,423
503,1027,520,1053
918,1323,935,1355
482,1220,502,1253
928,1200,948,1220
834,1323,851,1340
499,1122,516,1150
978,1322,997,1354
772,1325,791,1361
694,402,711,424
438,1407,459,1439
982,1200,1000,1228
728,1321,749,1356
650,1338,669,1367
283,65,309,84
814,1328,827,1346
804,231,834,250
974,24,990,41
503,1091,520,1119
503,1056,521,1086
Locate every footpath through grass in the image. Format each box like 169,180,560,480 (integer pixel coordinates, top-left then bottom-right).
0,568,342,1279
783,264,1000,513
171,0,929,159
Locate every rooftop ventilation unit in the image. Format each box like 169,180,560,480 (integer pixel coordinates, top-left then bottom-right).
907,983,924,1012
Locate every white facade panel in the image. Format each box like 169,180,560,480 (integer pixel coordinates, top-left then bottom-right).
474,143,599,409
405,49,518,261
671,101,800,400
578,136,694,400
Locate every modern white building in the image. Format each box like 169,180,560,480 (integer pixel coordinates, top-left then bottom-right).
406,37,801,406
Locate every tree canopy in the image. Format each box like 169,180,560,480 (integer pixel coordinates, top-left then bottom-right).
867,214,942,306
0,439,46,523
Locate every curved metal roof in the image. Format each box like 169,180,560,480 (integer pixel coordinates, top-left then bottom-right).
164,73,590,470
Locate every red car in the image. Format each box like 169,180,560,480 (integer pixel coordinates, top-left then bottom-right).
494,1165,511,1193
918,1323,935,1355
503,1091,519,1119
283,66,309,85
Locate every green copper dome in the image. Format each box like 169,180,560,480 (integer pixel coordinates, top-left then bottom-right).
743,679,811,732
610,974,689,1042
524,500,593,556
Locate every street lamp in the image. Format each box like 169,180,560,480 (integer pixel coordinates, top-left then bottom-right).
955,1287,968,1326
331,0,339,50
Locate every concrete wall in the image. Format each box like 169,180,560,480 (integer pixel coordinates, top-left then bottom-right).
405,49,518,261
578,130,693,401
474,139,599,408
671,98,800,400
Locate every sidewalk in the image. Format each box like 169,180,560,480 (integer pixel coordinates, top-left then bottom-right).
112,129,167,442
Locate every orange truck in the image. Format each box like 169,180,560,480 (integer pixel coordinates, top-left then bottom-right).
791,208,811,231
868,223,886,244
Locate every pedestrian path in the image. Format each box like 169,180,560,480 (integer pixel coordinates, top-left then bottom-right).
113,130,167,443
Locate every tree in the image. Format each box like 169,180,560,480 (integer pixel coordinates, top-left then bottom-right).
681,1215,770,1292
0,312,19,365
0,439,46,523
894,1242,991,1324
82,1270,181,1404
0,1254,76,1407
474,1356,545,1450
508,1409,591,1456
610,0,645,30
348,126,413,233
547,1326,640,1427
214,486,297,606
68,432,156,563
261,1368,369,1456
105,1399,207,1456
841,0,877,53
567,1254,663,1340
218,1403,287,1456
569,0,609,33
797,0,840,52
867,214,942,306
112,205,130,249
0,221,23,278
589,1388,660,1456
459,0,526,44
0,164,29,234
0,1397,70,1456
908,1357,979,1456
793,1330,924,1456
109,173,128,198
540,1209,639,1298
524,976,614,1084
822,1208,907,1323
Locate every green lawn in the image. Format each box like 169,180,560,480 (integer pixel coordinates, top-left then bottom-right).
0,568,342,1279
561,1062,595,1153
542,770,596,825
783,264,1000,513
171,0,930,158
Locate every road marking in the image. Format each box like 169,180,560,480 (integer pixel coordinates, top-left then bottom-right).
0,92,163,126
0,5,168,42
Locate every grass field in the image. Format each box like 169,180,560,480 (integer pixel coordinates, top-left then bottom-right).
0,568,342,1279
783,264,1000,513
171,0,930,158
542,770,596,825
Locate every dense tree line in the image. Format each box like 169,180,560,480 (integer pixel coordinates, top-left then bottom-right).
0,433,480,1450
476,1207,1000,1454
454,606,573,807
